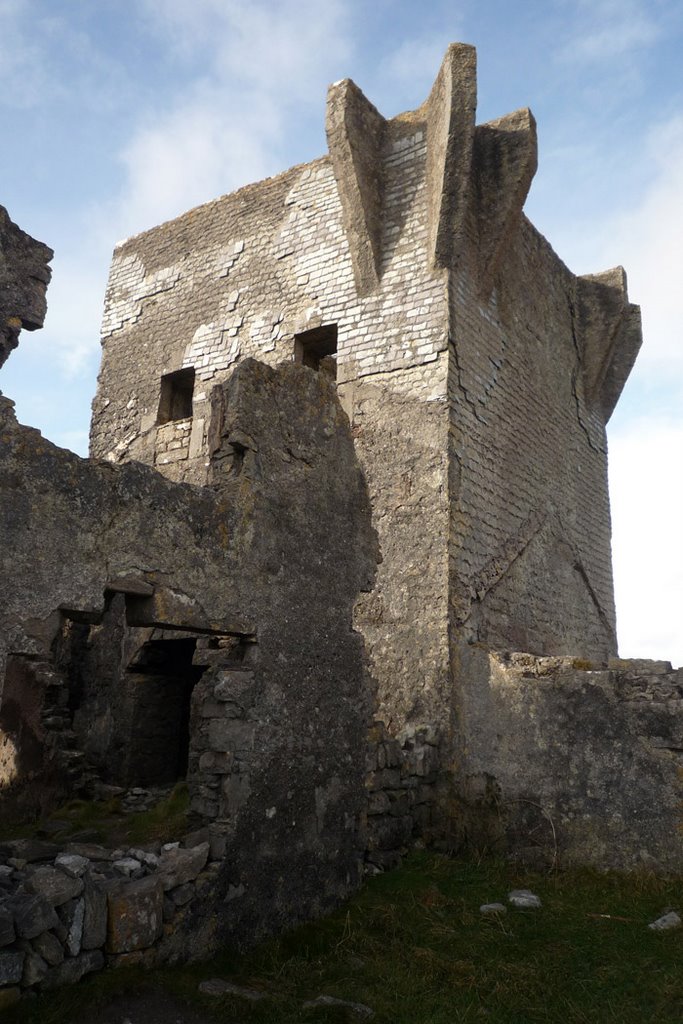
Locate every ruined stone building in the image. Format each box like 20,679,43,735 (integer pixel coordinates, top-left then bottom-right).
1,43,682,994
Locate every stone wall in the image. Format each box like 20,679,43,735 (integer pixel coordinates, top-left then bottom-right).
365,721,442,871
455,646,683,871
0,710,439,1004
90,45,642,756
0,37,665,1004
0,832,219,1003
446,213,635,662
1,353,379,958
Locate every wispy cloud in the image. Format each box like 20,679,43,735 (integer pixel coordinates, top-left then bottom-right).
40,249,111,376
7,0,355,383
559,0,661,63
141,0,351,99
376,35,453,97
0,0,55,107
114,90,279,235
364,22,468,118
0,1,128,111
107,0,352,235
595,115,683,372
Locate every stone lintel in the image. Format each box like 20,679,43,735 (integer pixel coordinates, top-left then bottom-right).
576,268,642,421
326,78,386,297
125,587,254,637
425,42,477,269
104,576,155,597
473,107,538,297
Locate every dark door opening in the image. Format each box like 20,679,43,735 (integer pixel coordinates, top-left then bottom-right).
125,638,205,787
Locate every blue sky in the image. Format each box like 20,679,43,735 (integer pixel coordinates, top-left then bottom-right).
1,0,681,664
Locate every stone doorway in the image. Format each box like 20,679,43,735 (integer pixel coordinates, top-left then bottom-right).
124,637,206,787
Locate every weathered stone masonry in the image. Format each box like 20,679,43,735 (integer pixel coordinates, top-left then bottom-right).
0,40,680,1002
1,285,380,993
91,43,641,736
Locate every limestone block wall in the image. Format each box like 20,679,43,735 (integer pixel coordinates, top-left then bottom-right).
456,647,683,871
90,135,447,484
447,221,618,660
431,45,641,665
155,417,191,469
90,90,454,748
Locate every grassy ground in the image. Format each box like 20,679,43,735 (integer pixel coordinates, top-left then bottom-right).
2,784,190,848
6,851,683,1023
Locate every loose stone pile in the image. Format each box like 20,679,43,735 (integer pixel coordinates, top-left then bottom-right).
0,831,220,1004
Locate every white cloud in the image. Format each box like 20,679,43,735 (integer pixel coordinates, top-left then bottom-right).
536,107,683,669
542,112,683,375
597,112,683,668
10,0,355,385
609,418,683,667
596,116,683,372
0,0,51,107
41,251,111,376
0,1,127,111
115,91,279,233
369,29,467,118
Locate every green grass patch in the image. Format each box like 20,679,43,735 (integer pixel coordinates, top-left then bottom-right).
123,783,190,846
3,783,191,848
7,852,683,1023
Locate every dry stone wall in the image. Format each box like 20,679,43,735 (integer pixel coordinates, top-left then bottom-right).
0,712,438,1004
0,833,220,1002
365,721,442,871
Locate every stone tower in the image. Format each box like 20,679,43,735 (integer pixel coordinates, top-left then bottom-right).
91,43,641,747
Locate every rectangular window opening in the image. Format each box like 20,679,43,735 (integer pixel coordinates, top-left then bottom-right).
294,325,338,379
157,367,195,424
